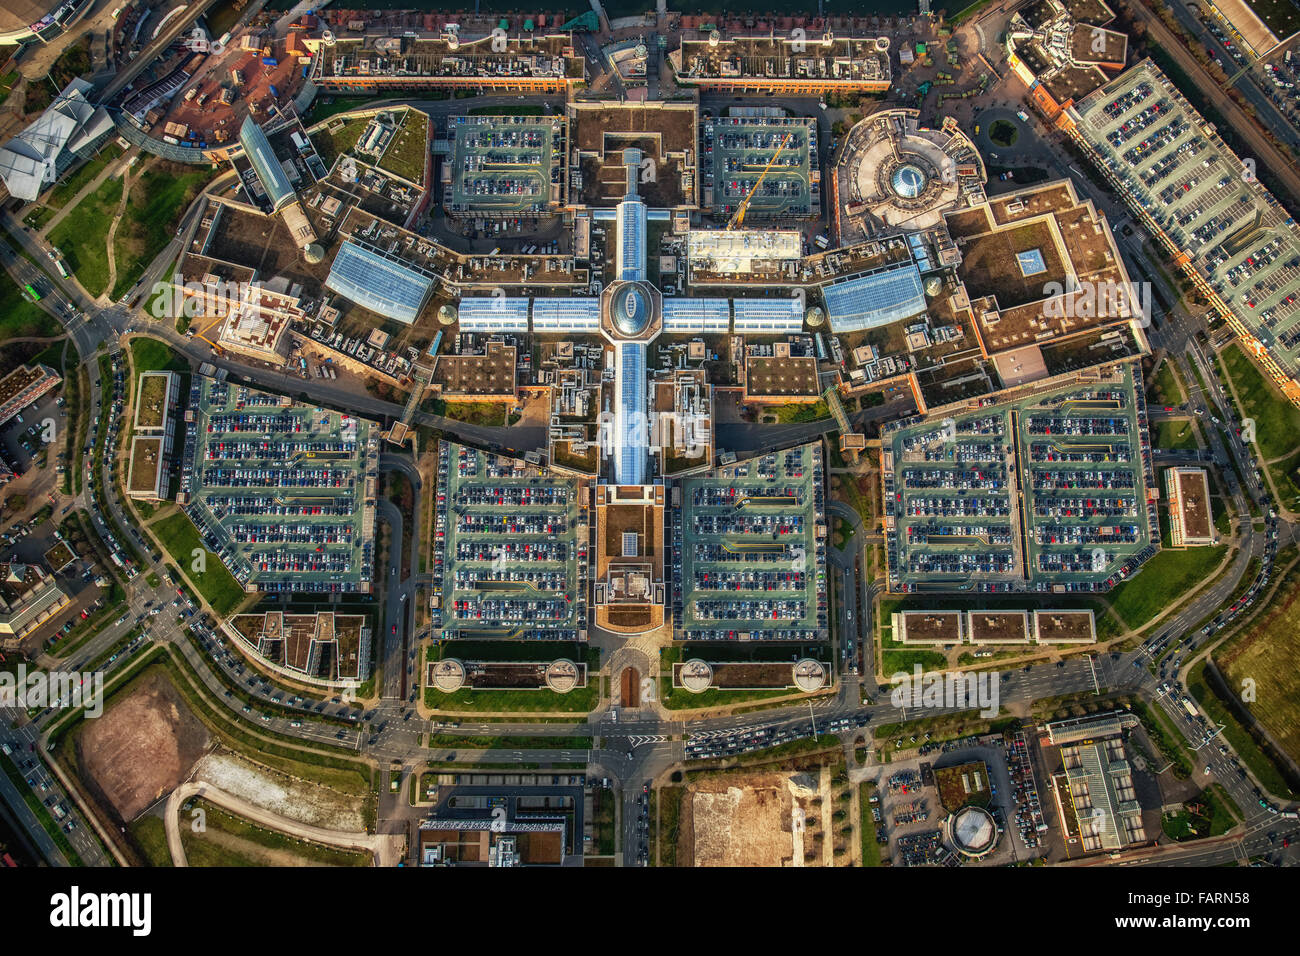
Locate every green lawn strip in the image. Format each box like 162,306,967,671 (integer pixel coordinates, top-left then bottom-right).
0,273,63,340
1105,544,1227,631
179,798,370,867
858,781,883,866
653,786,680,867
148,511,245,616
426,733,592,750
592,786,616,855
874,710,1016,749
1130,698,1193,779
0,751,83,865
1217,343,1300,461
1188,658,1299,799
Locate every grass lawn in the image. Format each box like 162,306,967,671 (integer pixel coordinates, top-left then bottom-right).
1218,343,1300,461
988,119,1019,147
377,110,428,183
1105,543,1227,630
0,69,18,108
127,815,174,867
111,163,211,300
307,96,385,125
130,335,190,375
311,118,369,169
1161,785,1237,841
767,399,829,423
1150,360,1186,406
0,275,62,340
438,401,506,427
180,799,371,867
1212,561,1300,775
149,511,246,616
48,175,123,297
1152,418,1199,451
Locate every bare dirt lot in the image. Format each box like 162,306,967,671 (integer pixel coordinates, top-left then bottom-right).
685,771,809,867
76,670,212,822
193,751,368,832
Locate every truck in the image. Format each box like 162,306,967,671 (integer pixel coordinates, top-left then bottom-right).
1016,109,1030,123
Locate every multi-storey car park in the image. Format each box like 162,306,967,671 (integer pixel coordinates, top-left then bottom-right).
443,114,567,220
670,442,828,642
881,360,1158,593
1062,58,1300,403
700,115,818,221
430,441,588,642
177,377,378,594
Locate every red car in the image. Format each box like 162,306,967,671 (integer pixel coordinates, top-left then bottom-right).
391,625,397,635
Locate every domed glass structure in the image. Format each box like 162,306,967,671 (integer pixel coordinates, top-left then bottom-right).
891,163,927,200
612,284,650,336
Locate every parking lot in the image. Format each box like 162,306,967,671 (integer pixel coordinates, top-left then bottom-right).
671,442,828,642
1072,61,1300,377
0,390,64,476
701,116,817,221
430,441,586,641
882,363,1157,592
444,115,564,218
178,378,377,594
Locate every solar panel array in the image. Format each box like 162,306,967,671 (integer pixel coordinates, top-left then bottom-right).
457,296,531,332
732,297,804,333
662,297,730,333
821,264,927,333
324,241,435,325
531,297,601,332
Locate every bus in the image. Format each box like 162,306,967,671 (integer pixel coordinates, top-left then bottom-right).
54,259,69,279
23,283,40,301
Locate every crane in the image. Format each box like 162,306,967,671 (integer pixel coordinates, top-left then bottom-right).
727,132,793,229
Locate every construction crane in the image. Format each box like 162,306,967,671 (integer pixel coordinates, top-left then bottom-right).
726,132,793,229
